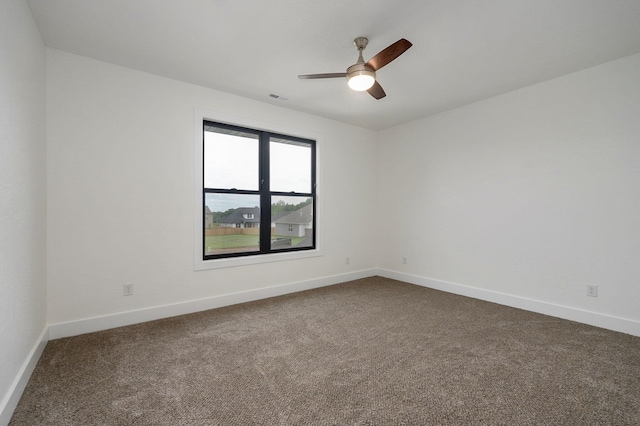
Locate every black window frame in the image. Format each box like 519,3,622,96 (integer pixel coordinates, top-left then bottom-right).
202,120,316,260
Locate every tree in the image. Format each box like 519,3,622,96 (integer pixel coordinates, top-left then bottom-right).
271,198,311,215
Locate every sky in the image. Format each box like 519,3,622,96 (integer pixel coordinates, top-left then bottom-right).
204,131,312,212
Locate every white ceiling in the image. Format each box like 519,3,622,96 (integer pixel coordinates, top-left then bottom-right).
27,0,640,130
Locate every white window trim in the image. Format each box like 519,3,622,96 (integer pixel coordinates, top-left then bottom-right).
194,109,323,270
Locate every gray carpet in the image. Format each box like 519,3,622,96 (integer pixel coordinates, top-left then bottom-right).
10,276,640,425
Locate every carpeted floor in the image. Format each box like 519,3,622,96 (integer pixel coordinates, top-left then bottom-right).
10,276,640,425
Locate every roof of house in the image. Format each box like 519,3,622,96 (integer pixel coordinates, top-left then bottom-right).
271,210,291,223
275,204,313,225
220,207,260,224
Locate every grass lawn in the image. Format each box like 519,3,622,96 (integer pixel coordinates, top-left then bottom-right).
205,234,258,250
205,234,306,251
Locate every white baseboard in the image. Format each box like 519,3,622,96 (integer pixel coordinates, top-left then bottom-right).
376,268,640,337
49,269,376,340
48,267,640,340
0,327,49,426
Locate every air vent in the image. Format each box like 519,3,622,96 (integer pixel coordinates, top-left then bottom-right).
268,93,288,101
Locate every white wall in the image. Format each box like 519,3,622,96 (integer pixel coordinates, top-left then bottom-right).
46,49,378,330
0,0,47,421
378,53,640,335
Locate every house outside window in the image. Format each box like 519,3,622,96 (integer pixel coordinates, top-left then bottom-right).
202,120,316,260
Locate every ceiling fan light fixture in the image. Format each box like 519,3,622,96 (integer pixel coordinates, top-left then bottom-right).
347,64,375,91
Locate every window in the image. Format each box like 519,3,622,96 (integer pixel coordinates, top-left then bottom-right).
203,120,316,260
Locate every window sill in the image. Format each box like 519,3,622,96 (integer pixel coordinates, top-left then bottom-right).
195,248,323,271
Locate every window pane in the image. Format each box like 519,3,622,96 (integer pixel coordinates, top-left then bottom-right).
204,126,259,190
270,138,311,193
270,196,314,250
205,193,260,255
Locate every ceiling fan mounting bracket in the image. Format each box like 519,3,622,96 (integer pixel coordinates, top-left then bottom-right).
353,37,369,51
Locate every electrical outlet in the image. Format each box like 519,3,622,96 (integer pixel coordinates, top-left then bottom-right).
587,285,598,297
123,284,134,296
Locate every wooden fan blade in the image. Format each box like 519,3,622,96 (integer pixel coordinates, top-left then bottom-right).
298,73,347,79
367,81,386,100
365,38,412,71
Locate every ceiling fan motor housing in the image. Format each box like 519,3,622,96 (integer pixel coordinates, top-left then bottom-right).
346,63,376,91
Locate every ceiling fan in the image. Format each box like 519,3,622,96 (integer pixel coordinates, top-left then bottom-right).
298,37,412,100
